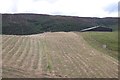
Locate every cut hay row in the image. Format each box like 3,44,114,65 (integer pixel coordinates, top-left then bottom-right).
23,38,34,70
44,35,91,77
17,38,32,67
46,37,75,77
63,37,103,77
55,39,82,77
36,39,42,72
45,37,75,77
64,36,116,78
2,35,11,43
14,37,30,67
8,37,28,66
3,37,23,64
32,37,40,70
59,37,95,77
2,36,20,59
2,36,15,50
45,38,67,76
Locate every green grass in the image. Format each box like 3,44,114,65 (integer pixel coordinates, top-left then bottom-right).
81,31,118,60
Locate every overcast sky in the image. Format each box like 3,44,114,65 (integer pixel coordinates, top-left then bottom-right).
0,0,119,17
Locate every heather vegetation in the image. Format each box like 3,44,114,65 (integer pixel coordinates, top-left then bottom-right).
2,14,118,35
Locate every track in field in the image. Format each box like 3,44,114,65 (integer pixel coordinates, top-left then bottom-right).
2,32,118,78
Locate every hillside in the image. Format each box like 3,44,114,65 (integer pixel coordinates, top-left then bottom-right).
2,14,118,35
2,32,118,78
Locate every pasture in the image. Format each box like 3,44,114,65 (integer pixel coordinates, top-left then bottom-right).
80,31,118,60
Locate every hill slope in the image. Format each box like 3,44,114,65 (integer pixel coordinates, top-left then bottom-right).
2,32,118,78
2,14,118,35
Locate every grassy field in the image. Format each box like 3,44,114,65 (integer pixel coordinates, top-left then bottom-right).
80,31,118,60
2,32,118,78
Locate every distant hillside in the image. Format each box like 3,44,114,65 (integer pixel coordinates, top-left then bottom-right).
2,14,118,35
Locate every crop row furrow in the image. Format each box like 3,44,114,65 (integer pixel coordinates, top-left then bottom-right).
48,40,63,74
46,38,67,77
64,37,96,77
49,38,75,77
16,37,30,67
8,37,28,66
55,37,81,77
32,38,40,70
30,38,40,71
41,39,48,72
66,37,106,77
36,39,42,71
59,38,85,77
2,36,15,51
5,37,24,65
76,36,118,73
53,38,73,77
67,37,113,77
45,38,69,77
2,35,11,43
22,37,34,70
3,36,21,62
43,38,53,73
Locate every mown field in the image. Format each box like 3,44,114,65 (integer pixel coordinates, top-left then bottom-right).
80,31,118,60
2,32,118,78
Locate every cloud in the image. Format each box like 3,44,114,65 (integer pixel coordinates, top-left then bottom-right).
11,0,18,12
104,3,118,13
32,0,58,3
0,0,119,17
118,1,120,17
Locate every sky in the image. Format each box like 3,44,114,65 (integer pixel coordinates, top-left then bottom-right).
0,0,119,17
